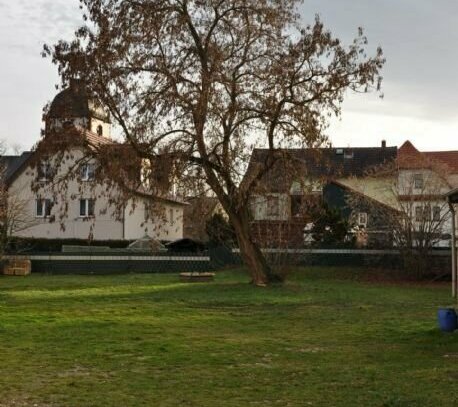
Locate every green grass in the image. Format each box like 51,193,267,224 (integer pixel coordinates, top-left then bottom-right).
1,268,458,407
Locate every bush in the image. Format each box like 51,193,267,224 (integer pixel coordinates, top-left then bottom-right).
7,237,133,253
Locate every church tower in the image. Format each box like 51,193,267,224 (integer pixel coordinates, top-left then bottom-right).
45,79,111,138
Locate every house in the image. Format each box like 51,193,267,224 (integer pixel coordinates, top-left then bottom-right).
247,142,397,247
247,139,458,248
182,196,226,242
393,140,458,248
2,80,185,242
319,141,458,248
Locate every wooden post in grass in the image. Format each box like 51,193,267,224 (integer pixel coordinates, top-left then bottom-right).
450,204,457,299
446,188,458,299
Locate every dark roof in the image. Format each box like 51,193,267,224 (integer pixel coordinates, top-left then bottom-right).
47,79,110,123
445,188,458,204
247,146,397,192
0,152,32,184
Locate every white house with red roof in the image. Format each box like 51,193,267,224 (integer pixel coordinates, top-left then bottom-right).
246,140,457,248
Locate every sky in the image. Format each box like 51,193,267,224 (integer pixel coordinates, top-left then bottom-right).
0,0,457,153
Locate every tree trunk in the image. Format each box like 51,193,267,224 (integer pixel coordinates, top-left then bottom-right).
228,208,282,286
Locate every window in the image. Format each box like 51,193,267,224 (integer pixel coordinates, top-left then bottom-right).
36,199,52,218
290,195,302,217
415,206,423,222
423,205,431,221
37,161,52,181
357,212,368,228
96,125,103,136
81,163,95,181
267,196,279,217
413,174,424,190
415,205,431,222
79,199,95,217
144,202,151,222
433,206,441,222
169,208,174,225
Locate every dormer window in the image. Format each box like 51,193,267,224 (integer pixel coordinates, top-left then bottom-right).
96,125,103,136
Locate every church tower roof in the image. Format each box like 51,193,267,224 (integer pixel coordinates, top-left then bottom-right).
47,79,110,123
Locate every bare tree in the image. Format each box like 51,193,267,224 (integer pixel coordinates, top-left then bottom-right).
347,158,453,277
42,0,384,285
0,146,38,256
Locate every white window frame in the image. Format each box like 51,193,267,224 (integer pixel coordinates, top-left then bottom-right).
36,198,52,218
81,163,95,181
357,212,368,228
413,173,424,190
433,206,441,222
415,206,423,222
96,125,103,136
38,161,52,182
79,198,95,218
266,196,280,218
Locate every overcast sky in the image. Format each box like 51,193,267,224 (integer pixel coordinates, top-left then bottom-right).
0,0,457,153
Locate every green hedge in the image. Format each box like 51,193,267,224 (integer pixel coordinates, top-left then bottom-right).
7,237,134,253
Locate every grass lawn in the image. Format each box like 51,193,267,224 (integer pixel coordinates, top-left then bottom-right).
1,267,457,406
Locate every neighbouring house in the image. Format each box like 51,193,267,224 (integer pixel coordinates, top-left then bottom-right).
182,196,226,242
1,80,185,243
247,139,458,248
247,142,397,247
339,141,458,248
394,140,458,247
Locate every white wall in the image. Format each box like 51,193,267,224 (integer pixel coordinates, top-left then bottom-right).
250,194,289,221
8,148,124,240
124,199,183,241
397,169,450,196
90,118,111,138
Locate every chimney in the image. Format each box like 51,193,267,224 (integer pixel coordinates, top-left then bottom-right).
381,140,387,148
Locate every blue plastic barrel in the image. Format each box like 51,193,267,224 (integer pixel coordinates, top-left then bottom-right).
437,308,458,332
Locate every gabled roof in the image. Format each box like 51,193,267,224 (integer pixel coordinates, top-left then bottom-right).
247,146,397,193
0,152,33,184
397,141,424,169
445,188,458,204
2,127,116,187
398,140,458,174
332,177,400,212
424,151,458,173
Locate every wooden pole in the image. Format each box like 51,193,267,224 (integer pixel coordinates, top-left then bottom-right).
449,202,457,299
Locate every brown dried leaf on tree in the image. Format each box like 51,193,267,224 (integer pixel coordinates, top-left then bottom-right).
41,0,385,285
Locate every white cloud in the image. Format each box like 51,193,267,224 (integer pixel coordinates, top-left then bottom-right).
0,0,457,151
